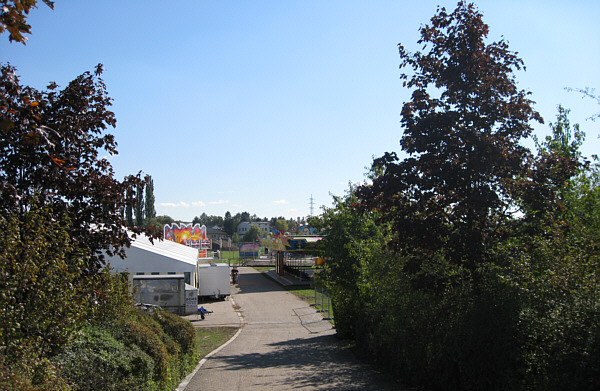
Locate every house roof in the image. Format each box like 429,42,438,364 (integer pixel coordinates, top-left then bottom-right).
206,227,227,235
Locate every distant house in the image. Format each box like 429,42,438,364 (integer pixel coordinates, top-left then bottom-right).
237,221,270,238
206,226,228,245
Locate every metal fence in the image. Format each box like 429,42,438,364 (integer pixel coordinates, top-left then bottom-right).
313,285,333,321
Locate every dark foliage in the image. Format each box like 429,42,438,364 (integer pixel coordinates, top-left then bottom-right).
0,0,54,44
356,2,542,291
0,63,145,272
314,3,599,391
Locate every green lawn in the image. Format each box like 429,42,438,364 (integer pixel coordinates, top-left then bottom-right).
286,285,315,302
218,250,239,260
195,327,238,359
283,283,334,321
251,266,273,273
218,249,264,265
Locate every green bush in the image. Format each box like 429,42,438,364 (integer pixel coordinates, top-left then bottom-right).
53,325,155,391
0,353,73,391
514,272,600,391
110,313,170,384
154,310,196,356
52,305,199,391
152,309,198,383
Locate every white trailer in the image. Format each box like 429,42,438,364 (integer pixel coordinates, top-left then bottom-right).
132,274,185,314
197,263,230,299
132,275,198,315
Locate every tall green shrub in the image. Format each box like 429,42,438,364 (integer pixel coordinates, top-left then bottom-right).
0,204,93,358
54,306,199,391
53,325,155,391
310,188,392,340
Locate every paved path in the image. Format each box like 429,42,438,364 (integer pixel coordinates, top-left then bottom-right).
182,267,399,391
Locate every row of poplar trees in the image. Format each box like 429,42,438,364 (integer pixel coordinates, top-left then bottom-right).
125,174,156,228
310,3,599,391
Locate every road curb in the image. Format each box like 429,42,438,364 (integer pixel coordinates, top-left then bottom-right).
176,296,245,391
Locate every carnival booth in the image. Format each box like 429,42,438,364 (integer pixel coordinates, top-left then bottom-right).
164,223,212,258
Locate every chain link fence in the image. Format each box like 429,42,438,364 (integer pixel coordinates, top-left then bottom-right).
312,285,333,321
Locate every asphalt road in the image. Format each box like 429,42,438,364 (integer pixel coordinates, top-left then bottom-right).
182,267,400,391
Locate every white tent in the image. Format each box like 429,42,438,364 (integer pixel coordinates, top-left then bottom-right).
105,234,199,287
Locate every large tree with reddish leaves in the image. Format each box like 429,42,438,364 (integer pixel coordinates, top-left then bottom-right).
0,63,141,271
0,63,147,365
357,2,542,290
0,0,54,43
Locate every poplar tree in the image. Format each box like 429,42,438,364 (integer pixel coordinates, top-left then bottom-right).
135,182,144,227
144,174,156,222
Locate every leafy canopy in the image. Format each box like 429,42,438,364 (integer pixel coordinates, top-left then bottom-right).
357,2,542,290
0,0,54,44
0,63,142,271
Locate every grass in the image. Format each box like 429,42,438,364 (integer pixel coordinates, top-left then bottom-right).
218,249,265,266
219,250,240,261
283,282,335,322
195,327,238,358
251,266,273,273
286,286,315,302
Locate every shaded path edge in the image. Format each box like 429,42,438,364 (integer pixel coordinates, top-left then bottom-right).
176,297,245,391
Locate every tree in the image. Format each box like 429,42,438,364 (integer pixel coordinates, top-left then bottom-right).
567,87,599,133
536,106,584,160
356,2,542,290
150,215,174,226
134,182,144,227
223,211,234,236
534,105,586,205
242,225,261,242
144,174,155,222
513,106,588,235
309,186,394,339
0,0,54,44
506,108,600,389
125,186,134,227
192,213,205,225
273,219,289,233
0,204,93,357
0,63,142,272
0,63,149,381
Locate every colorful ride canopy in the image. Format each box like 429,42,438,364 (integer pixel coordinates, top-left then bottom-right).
164,223,212,257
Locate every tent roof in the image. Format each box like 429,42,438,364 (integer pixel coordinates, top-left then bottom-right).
105,233,199,274
129,234,199,266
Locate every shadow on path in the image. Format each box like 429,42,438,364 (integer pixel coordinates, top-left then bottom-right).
215,333,399,390
233,269,286,294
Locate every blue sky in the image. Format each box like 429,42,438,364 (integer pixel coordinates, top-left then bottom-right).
2,0,599,221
